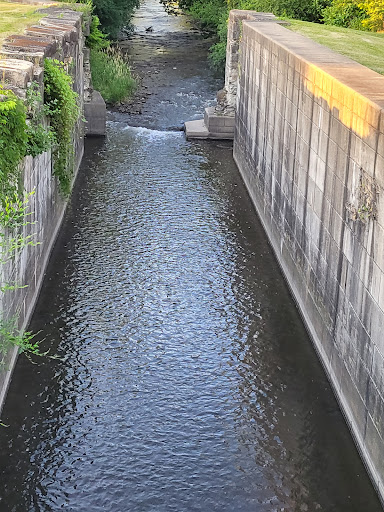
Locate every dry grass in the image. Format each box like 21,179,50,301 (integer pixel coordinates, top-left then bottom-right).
0,1,47,47
286,19,384,75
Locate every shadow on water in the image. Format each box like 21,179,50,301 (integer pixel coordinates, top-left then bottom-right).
0,1,382,511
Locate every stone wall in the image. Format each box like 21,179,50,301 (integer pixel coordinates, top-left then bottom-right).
0,7,96,410
232,17,384,503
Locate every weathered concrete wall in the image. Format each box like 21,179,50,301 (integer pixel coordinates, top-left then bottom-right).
0,7,95,410
232,17,384,503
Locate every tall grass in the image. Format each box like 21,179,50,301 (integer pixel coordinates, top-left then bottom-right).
90,47,136,104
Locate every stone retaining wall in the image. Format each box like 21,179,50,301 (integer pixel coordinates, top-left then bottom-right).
232,15,384,503
0,7,95,410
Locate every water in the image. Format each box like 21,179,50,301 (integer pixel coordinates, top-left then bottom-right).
0,1,382,511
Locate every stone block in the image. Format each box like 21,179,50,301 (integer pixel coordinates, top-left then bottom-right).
2,34,57,57
0,59,34,88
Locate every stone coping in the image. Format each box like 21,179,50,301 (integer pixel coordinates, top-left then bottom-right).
0,7,83,68
243,21,384,111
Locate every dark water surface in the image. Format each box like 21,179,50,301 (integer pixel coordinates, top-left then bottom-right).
0,1,382,511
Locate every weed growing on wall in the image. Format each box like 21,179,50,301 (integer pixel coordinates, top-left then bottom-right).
0,318,43,365
0,86,28,199
0,191,45,364
25,82,55,158
0,85,53,364
44,58,80,196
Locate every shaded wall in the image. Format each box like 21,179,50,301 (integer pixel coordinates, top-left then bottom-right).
0,8,89,410
232,16,384,503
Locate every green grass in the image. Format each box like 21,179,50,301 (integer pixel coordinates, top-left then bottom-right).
90,47,136,104
0,1,47,47
286,19,384,75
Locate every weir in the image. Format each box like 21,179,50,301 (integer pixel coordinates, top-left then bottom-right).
0,0,382,510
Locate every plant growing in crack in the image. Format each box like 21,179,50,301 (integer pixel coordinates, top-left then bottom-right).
0,84,52,369
0,191,44,365
346,169,378,223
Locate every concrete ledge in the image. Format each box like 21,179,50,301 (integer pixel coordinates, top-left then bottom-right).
184,119,209,139
185,107,235,140
84,90,106,136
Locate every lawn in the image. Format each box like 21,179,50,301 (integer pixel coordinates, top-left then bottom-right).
286,20,384,75
0,1,47,47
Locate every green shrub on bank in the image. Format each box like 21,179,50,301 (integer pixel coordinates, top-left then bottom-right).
92,0,138,39
232,0,330,22
181,0,332,71
90,47,136,104
360,0,384,31
322,0,368,28
86,14,109,48
60,0,138,39
322,0,384,30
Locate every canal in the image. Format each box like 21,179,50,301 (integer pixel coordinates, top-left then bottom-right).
0,0,382,510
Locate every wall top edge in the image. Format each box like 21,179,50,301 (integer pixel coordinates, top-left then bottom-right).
242,20,384,110
0,6,87,92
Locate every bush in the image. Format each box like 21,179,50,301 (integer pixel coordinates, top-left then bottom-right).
322,0,368,28
187,0,227,31
86,15,109,49
182,0,333,73
92,0,139,39
234,0,331,22
90,47,136,104
359,0,384,31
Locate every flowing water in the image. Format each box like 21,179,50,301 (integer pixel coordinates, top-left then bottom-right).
0,1,382,511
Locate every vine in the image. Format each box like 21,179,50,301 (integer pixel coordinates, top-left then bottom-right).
43,58,80,196
0,192,44,364
0,86,28,199
0,85,52,364
25,82,55,158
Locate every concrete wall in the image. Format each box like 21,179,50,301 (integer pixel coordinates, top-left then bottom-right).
0,7,93,410
232,15,384,503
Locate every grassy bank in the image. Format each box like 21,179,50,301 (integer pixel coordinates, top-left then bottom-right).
286,20,384,75
90,47,136,104
0,1,46,46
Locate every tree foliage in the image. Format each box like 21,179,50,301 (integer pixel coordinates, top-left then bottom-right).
359,0,384,31
92,0,139,38
323,0,384,30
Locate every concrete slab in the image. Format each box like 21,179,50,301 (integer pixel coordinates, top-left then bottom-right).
184,117,235,140
184,119,209,139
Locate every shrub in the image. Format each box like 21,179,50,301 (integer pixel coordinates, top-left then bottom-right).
187,0,227,31
208,9,229,72
86,14,109,49
322,0,368,28
92,0,139,39
234,0,331,22
359,0,384,31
